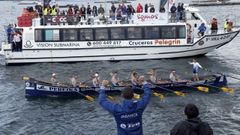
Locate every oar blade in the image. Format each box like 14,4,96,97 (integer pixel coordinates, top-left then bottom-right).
197,86,209,93
153,92,165,100
221,87,235,94
134,93,140,99
107,95,115,100
174,91,186,97
85,95,94,102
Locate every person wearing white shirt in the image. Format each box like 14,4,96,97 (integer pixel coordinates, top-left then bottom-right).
189,59,203,81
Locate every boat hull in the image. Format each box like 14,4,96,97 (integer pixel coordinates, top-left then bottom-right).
1,30,239,65
24,75,227,98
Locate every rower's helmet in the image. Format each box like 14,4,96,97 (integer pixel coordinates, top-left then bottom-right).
122,86,134,100
184,104,199,119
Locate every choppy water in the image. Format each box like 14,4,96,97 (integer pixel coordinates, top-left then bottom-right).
0,0,240,135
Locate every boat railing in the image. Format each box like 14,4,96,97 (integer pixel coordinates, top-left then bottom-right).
30,11,187,27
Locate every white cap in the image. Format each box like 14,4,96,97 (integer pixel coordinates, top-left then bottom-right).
94,73,99,77
52,73,56,76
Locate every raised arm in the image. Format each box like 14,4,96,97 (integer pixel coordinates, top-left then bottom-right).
137,83,151,110
98,87,121,114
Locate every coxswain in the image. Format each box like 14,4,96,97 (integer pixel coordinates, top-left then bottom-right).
189,59,202,81
51,73,59,86
92,72,100,87
99,76,151,135
169,70,180,82
110,72,120,86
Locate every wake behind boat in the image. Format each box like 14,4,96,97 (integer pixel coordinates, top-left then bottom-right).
1,0,239,65
23,74,228,98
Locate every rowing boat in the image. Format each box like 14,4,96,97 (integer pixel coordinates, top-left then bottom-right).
23,75,227,98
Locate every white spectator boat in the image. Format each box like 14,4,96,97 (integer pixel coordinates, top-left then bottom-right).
0,0,239,65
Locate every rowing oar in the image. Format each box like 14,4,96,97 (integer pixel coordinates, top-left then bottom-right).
152,83,186,97
205,84,234,94
185,84,209,93
193,82,234,94
203,68,240,81
76,91,94,102
152,90,165,100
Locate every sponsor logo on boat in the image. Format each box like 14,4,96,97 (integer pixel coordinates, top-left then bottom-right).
155,39,181,45
24,40,33,48
206,34,231,42
36,43,81,48
137,14,158,22
129,41,153,46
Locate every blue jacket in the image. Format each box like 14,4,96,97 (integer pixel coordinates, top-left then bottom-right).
99,84,151,135
198,24,206,33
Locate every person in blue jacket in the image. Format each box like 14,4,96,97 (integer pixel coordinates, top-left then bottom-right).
98,78,151,135
198,23,206,37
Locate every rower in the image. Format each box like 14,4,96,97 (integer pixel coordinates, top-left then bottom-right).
189,59,203,81
131,71,139,85
110,72,120,86
70,75,81,87
147,69,157,83
92,72,100,87
51,73,59,86
169,70,180,82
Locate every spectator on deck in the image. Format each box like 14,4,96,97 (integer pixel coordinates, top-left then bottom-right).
176,3,181,22
98,4,105,15
136,3,143,13
198,23,206,37
170,3,177,23
12,32,22,52
80,4,86,20
111,3,116,14
144,4,148,13
227,20,233,32
6,24,14,44
170,104,213,135
159,5,165,13
92,5,98,17
116,5,122,20
210,18,218,34
67,6,73,16
87,4,92,17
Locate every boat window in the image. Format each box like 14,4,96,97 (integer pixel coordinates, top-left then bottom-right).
161,27,176,39
80,29,93,41
95,28,109,40
144,26,160,39
178,26,186,39
44,29,59,41
110,28,125,40
35,29,43,41
127,27,142,39
62,29,77,41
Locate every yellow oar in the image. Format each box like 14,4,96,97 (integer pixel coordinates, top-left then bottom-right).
134,93,141,99
174,91,186,97
196,86,209,93
153,91,165,100
154,85,186,97
221,87,235,94
76,91,94,102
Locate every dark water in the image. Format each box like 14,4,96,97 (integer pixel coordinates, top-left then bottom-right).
1,1,240,135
